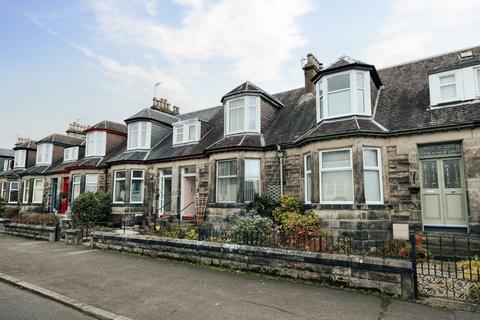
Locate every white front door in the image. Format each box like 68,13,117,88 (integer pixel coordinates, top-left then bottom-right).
158,170,172,216
180,167,196,219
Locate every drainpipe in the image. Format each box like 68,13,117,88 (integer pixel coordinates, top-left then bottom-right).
277,145,284,195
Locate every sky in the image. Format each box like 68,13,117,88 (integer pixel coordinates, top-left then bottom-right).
1,0,480,148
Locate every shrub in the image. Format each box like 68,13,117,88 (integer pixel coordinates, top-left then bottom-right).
15,212,59,226
228,211,275,237
2,207,20,219
272,195,319,233
70,192,110,225
458,258,480,281
185,228,198,240
469,284,480,303
272,195,301,224
0,197,5,213
246,195,277,219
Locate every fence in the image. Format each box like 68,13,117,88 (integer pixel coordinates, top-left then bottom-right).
415,233,480,303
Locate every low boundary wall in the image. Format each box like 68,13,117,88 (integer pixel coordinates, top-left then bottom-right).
2,223,57,242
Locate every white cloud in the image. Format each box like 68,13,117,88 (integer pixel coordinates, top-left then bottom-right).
364,0,480,67
85,0,314,81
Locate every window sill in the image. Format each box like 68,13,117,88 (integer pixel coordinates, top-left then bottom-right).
209,202,246,209
303,203,393,210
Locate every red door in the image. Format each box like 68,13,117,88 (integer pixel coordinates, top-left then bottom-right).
61,177,69,214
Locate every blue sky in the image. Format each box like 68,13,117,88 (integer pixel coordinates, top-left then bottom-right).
1,0,479,147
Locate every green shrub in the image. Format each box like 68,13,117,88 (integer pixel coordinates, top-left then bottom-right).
246,194,277,219
272,195,319,233
0,197,5,213
458,258,480,281
15,212,59,226
228,211,275,237
71,192,110,224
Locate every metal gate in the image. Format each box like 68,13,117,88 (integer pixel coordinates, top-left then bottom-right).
413,233,480,303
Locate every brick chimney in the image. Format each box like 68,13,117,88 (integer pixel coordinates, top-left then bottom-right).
303,53,322,94
15,137,32,146
151,97,180,115
66,122,89,137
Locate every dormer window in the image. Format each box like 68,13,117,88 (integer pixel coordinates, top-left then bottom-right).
429,64,480,106
14,150,26,168
128,121,151,150
36,143,53,165
173,119,200,145
316,70,371,121
224,96,260,135
86,131,106,157
63,147,79,162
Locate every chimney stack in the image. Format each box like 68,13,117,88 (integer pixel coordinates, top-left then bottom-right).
151,97,180,115
66,122,90,137
303,53,322,94
16,137,32,146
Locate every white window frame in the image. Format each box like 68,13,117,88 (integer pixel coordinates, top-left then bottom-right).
22,180,30,204
32,179,44,204
72,175,81,201
85,131,107,157
429,69,463,106
63,146,79,162
14,150,26,168
85,174,98,193
0,182,6,200
475,67,480,96
127,121,152,150
173,119,200,145
8,181,19,204
216,159,237,203
319,148,354,205
244,158,261,203
304,154,312,204
36,143,53,165
3,159,12,171
316,70,371,122
113,170,126,204
224,96,261,135
130,169,145,204
363,147,384,205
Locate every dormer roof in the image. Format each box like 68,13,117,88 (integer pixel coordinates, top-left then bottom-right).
221,81,284,108
84,120,127,135
36,133,84,147
125,108,180,126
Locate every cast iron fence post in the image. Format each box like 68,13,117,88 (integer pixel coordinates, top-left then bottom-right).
410,233,419,299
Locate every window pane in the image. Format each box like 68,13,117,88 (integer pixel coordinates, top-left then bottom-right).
321,171,353,202
364,170,381,202
188,125,196,141
217,177,237,202
439,74,455,85
476,69,480,92
244,159,260,178
115,171,126,179
218,160,236,176
364,149,378,167
440,84,456,100
140,128,146,147
248,106,256,130
319,96,323,119
33,180,43,203
162,177,172,212
328,90,351,115
85,174,97,193
322,150,351,168
443,159,461,189
305,155,312,171
229,107,244,132
114,180,126,202
306,172,312,202
327,74,350,92
244,159,260,202
422,161,438,189
131,180,143,202
356,73,364,88
244,179,259,202
132,170,143,178
357,89,365,112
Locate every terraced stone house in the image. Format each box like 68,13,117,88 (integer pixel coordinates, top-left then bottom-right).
2,45,480,237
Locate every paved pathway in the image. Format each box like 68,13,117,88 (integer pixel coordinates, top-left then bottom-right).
0,234,478,320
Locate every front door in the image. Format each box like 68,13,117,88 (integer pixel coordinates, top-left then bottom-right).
61,177,69,214
180,166,196,219
158,170,172,217
420,157,467,227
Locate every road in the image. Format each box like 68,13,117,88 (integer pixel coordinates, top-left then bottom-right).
0,281,95,320
0,234,478,320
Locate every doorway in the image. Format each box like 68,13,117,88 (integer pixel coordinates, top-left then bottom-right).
180,166,196,219
158,169,172,217
51,178,58,212
419,144,468,229
61,177,69,214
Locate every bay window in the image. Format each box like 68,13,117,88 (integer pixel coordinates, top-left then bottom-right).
113,171,126,203
216,160,237,202
130,170,144,203
85,174,98,193
173,120,200,145
128,122,152,150
64,147,79,162
244,159,260,203
36,144,53,165
14,150,26,168
9,181,19,203
304,154,312,204
319,149,353,204
72,175,81,201
225,96,260,135
22,180,30,203
32,179,44,204
363,148,383,204
86,131,106,156
316,70,371,121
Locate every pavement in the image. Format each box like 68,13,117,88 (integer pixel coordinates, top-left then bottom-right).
0,281,95,320
0,234,478,320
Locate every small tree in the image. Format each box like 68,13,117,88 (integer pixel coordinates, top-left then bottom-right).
70,192,110,225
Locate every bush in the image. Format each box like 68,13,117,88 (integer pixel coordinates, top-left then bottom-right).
458,258,480,281
2,207,20,219
228,211,275,237
15,213,59,226
70,192,110,225
246,195,277,219
272,195,319,233
0,197,5,213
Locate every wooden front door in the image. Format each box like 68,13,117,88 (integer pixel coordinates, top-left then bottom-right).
420,157,467,227
61,177,69,214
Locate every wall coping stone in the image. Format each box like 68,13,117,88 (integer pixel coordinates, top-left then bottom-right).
5,223,56,231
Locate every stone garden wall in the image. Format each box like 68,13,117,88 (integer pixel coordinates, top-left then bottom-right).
2,223,56,242
91,231,414,298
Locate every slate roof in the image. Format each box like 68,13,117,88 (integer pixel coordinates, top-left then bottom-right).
0,167,26,178
21,165,51,176
126,108,180,125
37,134,84,146
0,148,14,158
221,81,284,108
85,120,127,134
176,106,222,123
